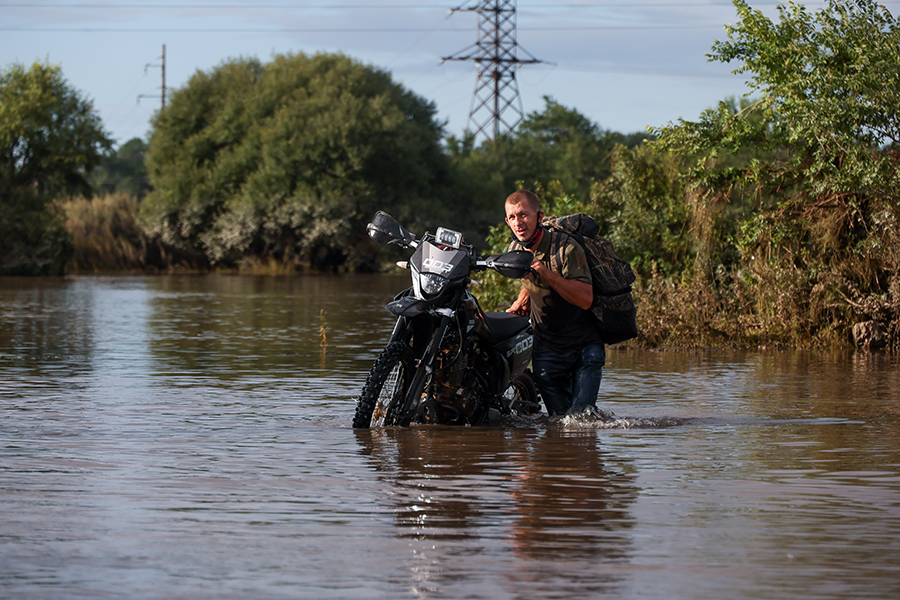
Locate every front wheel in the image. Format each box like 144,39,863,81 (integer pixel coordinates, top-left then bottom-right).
503,369,541,416
353,342,415,428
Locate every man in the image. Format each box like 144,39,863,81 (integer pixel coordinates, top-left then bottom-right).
504,190,608,419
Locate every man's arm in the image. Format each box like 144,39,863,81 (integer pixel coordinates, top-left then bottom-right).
507,285,530,315
531,259,593,310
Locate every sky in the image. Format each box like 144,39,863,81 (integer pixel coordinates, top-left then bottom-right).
2,1,890,148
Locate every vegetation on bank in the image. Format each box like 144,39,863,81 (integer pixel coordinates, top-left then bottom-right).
2,1,898,350
648,0,900,350
0,61,111,275
473,0,900,351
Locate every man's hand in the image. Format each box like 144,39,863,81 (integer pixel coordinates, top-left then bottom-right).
530,257,549,280
530,258,593,311
507,285,530,315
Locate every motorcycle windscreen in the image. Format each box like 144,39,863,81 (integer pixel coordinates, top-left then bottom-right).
411,242,470,279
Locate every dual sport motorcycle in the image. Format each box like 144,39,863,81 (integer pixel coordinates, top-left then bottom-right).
353,211,541,428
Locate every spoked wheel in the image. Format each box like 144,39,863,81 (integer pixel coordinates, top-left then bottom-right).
387,367,430,427
353,342,416,428
503,369,541,416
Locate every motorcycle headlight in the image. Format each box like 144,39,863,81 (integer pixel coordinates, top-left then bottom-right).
420,273,448,297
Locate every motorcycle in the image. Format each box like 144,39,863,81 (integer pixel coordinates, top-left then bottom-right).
353,211,542,428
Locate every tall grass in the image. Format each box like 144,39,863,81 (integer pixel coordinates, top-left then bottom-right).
59,193,148,272
59,193,307,274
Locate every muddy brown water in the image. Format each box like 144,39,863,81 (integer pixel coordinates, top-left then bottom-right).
2,274,899,599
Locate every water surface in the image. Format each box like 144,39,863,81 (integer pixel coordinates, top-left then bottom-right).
2,275,899,599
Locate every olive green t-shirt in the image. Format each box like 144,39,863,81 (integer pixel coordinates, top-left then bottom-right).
510,230,603,352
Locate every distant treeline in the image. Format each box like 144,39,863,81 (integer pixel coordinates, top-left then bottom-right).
2,1,898,349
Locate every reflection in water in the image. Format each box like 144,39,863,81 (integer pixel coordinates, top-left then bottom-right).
0,277,100,380
143,273,404,376
508,428,636,562
355,426,638,594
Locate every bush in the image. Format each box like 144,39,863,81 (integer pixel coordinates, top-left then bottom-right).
142,52,450,272
0,188,71,276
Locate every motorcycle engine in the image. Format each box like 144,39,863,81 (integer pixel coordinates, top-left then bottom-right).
421,330,487,424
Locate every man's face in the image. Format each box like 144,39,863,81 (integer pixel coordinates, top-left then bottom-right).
505,201,541,242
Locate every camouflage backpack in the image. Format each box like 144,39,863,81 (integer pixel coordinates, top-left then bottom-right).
543,213,638,344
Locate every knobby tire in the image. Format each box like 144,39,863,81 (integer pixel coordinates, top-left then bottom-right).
505,369,541,416
353,341,415,428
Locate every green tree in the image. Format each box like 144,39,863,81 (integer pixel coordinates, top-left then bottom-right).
444,97,649,251
591,144,691,280
0,61,112,275
90,137,151,199
653,0,900,346
511,96,647,198
141,52,450,271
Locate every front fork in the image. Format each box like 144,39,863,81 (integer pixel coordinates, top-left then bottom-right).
393,309,454,426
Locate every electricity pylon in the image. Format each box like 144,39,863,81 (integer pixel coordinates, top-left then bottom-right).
442,1,542,142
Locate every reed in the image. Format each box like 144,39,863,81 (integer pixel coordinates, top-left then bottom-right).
59,193,148,272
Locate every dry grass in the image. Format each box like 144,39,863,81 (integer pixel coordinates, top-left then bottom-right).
631,260,864,350
59,193,148,272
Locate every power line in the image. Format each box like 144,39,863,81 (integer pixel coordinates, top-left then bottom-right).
1,23,727,33
4,0,841,34
2,2,433,6
0,1,841,7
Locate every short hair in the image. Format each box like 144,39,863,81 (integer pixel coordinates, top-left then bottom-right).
505,190,541,213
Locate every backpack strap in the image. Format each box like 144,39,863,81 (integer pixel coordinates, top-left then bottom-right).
546,225,585,282
543,218,593,287
547,227,562,276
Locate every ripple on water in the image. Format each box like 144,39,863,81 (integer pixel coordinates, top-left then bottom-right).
4,276,900,600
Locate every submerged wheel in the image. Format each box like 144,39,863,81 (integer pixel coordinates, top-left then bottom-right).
504,369,541,416
353,342,415,428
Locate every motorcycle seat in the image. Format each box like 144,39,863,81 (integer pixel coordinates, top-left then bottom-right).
483,312,530,342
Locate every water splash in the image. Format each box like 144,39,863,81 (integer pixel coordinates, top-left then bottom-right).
555,411,690,430
503,410,691,430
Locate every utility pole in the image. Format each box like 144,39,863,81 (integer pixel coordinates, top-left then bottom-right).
138,44,166,110
442,1,542,142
